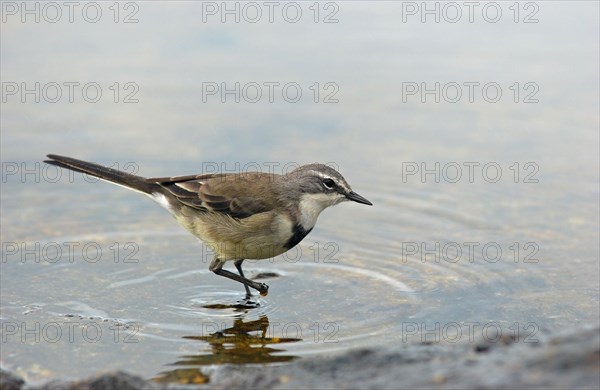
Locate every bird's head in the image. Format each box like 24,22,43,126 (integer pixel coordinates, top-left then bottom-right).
283,163,372,229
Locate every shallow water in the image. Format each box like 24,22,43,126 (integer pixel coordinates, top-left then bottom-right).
1,1,599,385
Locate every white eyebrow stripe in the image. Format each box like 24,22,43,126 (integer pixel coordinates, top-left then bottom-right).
308,170,351,192
307,170,329,179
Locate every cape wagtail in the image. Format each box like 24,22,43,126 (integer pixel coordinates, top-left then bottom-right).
45,154,373,297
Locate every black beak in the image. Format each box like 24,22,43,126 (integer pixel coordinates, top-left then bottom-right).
346,191,373,206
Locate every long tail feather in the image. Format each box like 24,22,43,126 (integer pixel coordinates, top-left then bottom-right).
45,154,159,195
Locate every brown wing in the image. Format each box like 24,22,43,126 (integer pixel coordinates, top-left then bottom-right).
146,173,273,219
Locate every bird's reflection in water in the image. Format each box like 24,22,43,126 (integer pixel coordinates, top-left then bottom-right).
153,300,301,384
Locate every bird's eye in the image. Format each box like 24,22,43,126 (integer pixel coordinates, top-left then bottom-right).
323,178,335,189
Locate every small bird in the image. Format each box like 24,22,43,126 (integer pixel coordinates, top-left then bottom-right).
44,154,373,297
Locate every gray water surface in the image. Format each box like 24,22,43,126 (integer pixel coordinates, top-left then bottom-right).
1,1,598,385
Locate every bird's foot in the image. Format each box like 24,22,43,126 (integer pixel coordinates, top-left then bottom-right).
257,283,269,296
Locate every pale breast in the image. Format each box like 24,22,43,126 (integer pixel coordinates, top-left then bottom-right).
176,209,295,261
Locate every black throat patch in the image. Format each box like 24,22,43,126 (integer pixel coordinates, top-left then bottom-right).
285,224,313,250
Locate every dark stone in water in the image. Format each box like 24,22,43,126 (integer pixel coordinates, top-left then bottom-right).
0,369,24,390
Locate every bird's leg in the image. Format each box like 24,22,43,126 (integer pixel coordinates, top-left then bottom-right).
209,258,269,296
234,259,252,298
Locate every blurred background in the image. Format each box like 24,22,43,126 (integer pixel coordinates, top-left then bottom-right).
1,1,598,385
